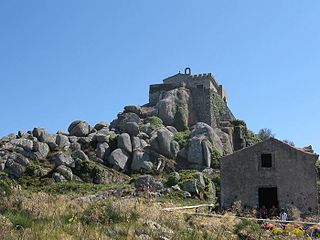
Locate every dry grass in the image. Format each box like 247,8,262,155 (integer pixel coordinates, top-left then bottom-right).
0,189,318,239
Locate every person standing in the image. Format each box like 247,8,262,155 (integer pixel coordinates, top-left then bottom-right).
269,205,278,218
259,205,268,219
280,208,288,222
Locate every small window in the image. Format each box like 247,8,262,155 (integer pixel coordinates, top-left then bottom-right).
261,153,272,168
197,84,203,89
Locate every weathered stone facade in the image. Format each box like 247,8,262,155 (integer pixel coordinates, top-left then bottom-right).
149,68,235,128
220,138,319,214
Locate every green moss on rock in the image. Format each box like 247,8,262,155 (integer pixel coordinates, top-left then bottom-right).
146,116,164,130
73,159,129,184
174,130,191,148
212,93,229,125
210,146,222,169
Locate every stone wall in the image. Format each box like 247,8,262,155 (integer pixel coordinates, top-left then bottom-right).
190,87,217,128
149,82,235,129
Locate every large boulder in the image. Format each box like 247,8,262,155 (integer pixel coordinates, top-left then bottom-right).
111,112,140,131
77,136,93,146
68,120,90,137
157,128,173,157
94,121,109,131
181,180,199,195
191,122,223,153
10,139,33,152
33,142,50,159
107,148,129,170
166,126,178,134
124,105,142,116
156,88,190,131
134,175,163,192
55,165,73,180
56,134,70,149
96,126,110,135
32,127,46,139
40,132,56,145
131,136,142,151
96,142,110,160
5,153,30,178
214,128,233,155
150,128,179,159
70,142,81,151
131,151,153,172
71,150,89,161
95,133,109,143
188,137,204,166
123,122,140,136
117,133,132,153
51,152,75,168
32,128,56,145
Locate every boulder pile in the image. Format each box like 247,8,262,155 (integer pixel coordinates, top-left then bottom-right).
0,78,260,202
0,100,253,184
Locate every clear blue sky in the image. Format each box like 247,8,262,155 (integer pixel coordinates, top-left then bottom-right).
0,1,319,153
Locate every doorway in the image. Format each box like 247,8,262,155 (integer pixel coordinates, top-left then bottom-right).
258,187,278,209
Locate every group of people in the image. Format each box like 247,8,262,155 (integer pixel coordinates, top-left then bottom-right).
258,205,288,221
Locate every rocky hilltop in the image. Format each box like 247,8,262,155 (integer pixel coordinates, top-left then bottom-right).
0,69,261,200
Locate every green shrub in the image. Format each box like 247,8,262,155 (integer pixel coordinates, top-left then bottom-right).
0,176,15,197
18,175,48,191
232,120,262,147
25,163,41,176
147,116,164,130
61,213,79,224
174,227,204,239
178,170,199,182
178,170,210,196
234,219,262,239
210,147,222,169
245,130,262,147
5,210,34,228
232,119,247,128
166,173,180,187
174,130,191,148
81,201,139,225
204,183,216,201
212,175,221,201
73,159,108,184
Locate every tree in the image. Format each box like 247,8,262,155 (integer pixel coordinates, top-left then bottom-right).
283,139,295,146
257,128,275,141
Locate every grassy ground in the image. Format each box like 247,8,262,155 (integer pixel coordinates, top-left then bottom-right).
0,180,319,239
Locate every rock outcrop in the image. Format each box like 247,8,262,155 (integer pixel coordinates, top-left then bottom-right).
0,70,261,186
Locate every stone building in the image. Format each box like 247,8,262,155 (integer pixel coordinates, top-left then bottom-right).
149,68,235,128
220,138,319,214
